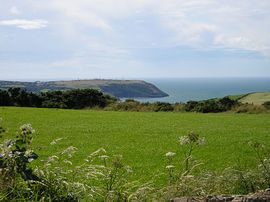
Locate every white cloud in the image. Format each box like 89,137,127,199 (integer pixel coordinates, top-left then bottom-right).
50,57,83,68
0,19,48,30
3,0,270,56
164,19,217,45
9,6,20,15
154,0,270,55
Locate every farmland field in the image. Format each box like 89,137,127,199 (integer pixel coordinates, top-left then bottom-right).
1,107,270,185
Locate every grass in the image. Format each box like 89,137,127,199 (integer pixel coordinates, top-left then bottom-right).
240,92,270,105
1,107,270,186
228,93,247,101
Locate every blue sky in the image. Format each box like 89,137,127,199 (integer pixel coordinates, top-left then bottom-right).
0,0,270,80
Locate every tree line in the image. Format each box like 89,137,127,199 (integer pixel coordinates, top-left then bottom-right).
0,87,243,113
0,88,116,109
107,97,239,113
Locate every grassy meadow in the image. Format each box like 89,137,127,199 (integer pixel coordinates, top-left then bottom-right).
1,107,270,186
240,92,270,105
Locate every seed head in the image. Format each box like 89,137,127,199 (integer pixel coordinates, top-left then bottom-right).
165,152,176,158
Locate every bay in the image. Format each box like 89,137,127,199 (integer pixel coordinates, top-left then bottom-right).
136,78,270,103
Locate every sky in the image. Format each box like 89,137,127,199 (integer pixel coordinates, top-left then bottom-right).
0,0,270,80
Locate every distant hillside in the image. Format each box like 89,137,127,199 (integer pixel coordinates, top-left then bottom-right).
0,80,168,99
239,92,270,105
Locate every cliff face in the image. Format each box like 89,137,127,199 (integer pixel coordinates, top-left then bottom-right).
0,80,168,99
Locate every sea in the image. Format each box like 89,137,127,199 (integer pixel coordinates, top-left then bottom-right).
136,78,270,103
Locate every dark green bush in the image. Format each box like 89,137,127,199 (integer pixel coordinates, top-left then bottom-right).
0,88,116,109
263,101,270,110
152,102,174,112
184,97,239,113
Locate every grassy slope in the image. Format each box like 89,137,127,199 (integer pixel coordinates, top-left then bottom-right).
240,92,270,105
1,107,270,185
228,94,247,101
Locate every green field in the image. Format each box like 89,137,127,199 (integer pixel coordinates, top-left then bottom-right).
1,107,270,185
240,92,270,105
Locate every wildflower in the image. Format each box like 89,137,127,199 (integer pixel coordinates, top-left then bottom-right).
89,148,107,157
18,124,35,145
183,174,194,179
24,149,33,157
24,149,38,162
188,132,199,143
179,136,189,145
61,146,78,158
165,152,176,158
99,155,109,160
37,169,45,177
47,155,59,163
126,166,133,173
179,132,205,146
198,137,205,145
50,137,64,145
73,182,86,191
166,165,175,169
20,124,35,135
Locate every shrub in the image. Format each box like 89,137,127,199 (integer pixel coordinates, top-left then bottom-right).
233,103,267,114
173,103,185,112
152,102,174,112
263,101,270,110
0,121,82,201
105,100,175,112
184,97,239,113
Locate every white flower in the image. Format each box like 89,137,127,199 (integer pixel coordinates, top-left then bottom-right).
24,149,33,157
179,136,189,145
165,152,176,158
20,124,35,134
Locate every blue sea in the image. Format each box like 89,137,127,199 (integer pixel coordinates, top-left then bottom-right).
136,78,270,103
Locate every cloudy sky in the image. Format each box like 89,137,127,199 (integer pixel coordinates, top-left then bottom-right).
1,0,270,80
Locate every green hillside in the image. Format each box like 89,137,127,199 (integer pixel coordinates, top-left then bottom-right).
1,107,270,185
240,92,270,105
